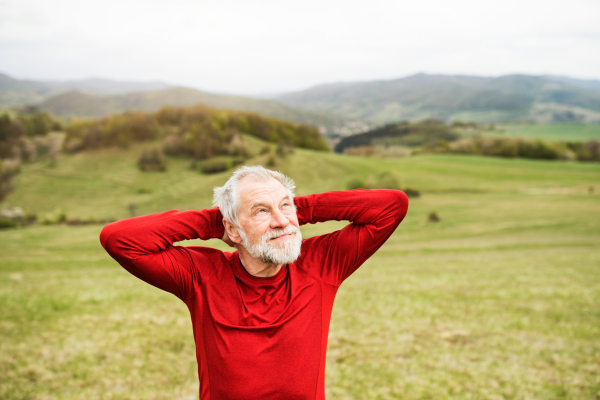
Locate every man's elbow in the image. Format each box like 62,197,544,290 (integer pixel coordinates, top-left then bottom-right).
393,190,409,223
99,221,119,252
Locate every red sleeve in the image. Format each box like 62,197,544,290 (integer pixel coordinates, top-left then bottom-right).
294,189,408,286
99,208,225,300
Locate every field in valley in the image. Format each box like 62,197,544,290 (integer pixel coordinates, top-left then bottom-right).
1,145,599,399
485,123,600,142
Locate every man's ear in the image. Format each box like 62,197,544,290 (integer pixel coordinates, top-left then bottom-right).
223,219,242,244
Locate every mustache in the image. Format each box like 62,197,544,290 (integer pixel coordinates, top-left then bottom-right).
263,225,298,241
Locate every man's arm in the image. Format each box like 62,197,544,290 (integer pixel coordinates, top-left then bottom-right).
99,208,225,300
294,189,408,285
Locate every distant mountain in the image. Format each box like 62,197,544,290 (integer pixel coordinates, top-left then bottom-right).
277,74,600,124
42,78,173,95
0,72,173,106
0,72,354,133
35,87,350,132
540,75,600,93
0,72,60,106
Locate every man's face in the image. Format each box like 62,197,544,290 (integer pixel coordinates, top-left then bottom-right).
235,177,302,265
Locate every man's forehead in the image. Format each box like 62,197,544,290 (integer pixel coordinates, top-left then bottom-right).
239,177,288,203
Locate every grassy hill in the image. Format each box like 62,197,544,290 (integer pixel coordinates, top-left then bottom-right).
0,72,61,106
0,71,360,136
278,73,600,125
488,123,600,142
1,146,599,399
35,87,350,133
0,72,174,107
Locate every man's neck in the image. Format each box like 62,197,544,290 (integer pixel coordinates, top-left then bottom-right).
237,247,283,277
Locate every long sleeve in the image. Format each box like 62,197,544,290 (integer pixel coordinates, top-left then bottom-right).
294,189,409,285
99,208,225,300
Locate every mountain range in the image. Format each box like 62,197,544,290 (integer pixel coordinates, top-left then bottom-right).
0,72,349,132
2,72,600,134
0,73,173,106
277,74,600,124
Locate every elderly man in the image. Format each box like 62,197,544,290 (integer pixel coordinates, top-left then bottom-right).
100,165,408,400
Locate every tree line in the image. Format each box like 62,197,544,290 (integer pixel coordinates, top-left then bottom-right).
63,105,329,158
0,110,63,201
335,119,600,162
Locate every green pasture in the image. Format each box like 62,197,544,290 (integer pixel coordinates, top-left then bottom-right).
491,124,600,142
1,147,600,399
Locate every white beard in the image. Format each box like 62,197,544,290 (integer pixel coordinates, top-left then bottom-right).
238,224,302,265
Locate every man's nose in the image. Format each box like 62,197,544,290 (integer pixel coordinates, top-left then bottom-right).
270,207,289,228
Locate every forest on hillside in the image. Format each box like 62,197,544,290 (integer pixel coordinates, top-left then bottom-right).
0,106,329,205
335,119,600,162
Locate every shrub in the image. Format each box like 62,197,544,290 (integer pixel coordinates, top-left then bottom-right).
450,138,480,154
259,144,271,155
425,139,451,153
64,112,159,152
65,217,114,226
0,159,20,202
516,139,560,160
266,154,277,167
565,141,600,161
483,138,518,157
0,113,25,159
0,216,18,229
231,157,246,167
42,208,67,225
403,188,421,198
347,177,366,190
428,211,440,223
17,111,58,136
228,132,251,158
201,158,232,174
127,203,138,217
0,206,38,227
376,171,401,190
21,213,37,226
444,137,573,161
276,140,288,158
138,148,167,172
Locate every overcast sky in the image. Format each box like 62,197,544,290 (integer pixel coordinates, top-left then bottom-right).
1,0,599,95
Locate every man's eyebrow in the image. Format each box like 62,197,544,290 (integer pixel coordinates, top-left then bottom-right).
250,201,271,209
250,196,292,209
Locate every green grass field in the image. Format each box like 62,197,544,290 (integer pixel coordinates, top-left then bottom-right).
1,146,600,399
491,124,600,142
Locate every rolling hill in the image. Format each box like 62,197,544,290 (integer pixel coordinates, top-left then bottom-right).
34,87,350,132
0,72,60,106
277,73,600,125
0,72,174,106
0,72,355,134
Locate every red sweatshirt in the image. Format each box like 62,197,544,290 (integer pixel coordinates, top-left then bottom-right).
100,189,409,400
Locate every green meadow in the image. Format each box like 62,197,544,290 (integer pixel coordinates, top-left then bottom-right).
491,123,600,142
1,145,599,399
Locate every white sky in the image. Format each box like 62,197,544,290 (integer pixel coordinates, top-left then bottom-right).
1,0,599,95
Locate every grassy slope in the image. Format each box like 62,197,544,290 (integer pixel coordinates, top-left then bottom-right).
457,123,600,143
1,148,600,399
36,88,349,132
497,123,600,142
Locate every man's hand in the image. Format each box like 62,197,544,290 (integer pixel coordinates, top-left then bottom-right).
221,230,235,247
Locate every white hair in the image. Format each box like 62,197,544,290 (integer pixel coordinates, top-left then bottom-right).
212,165,296,227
